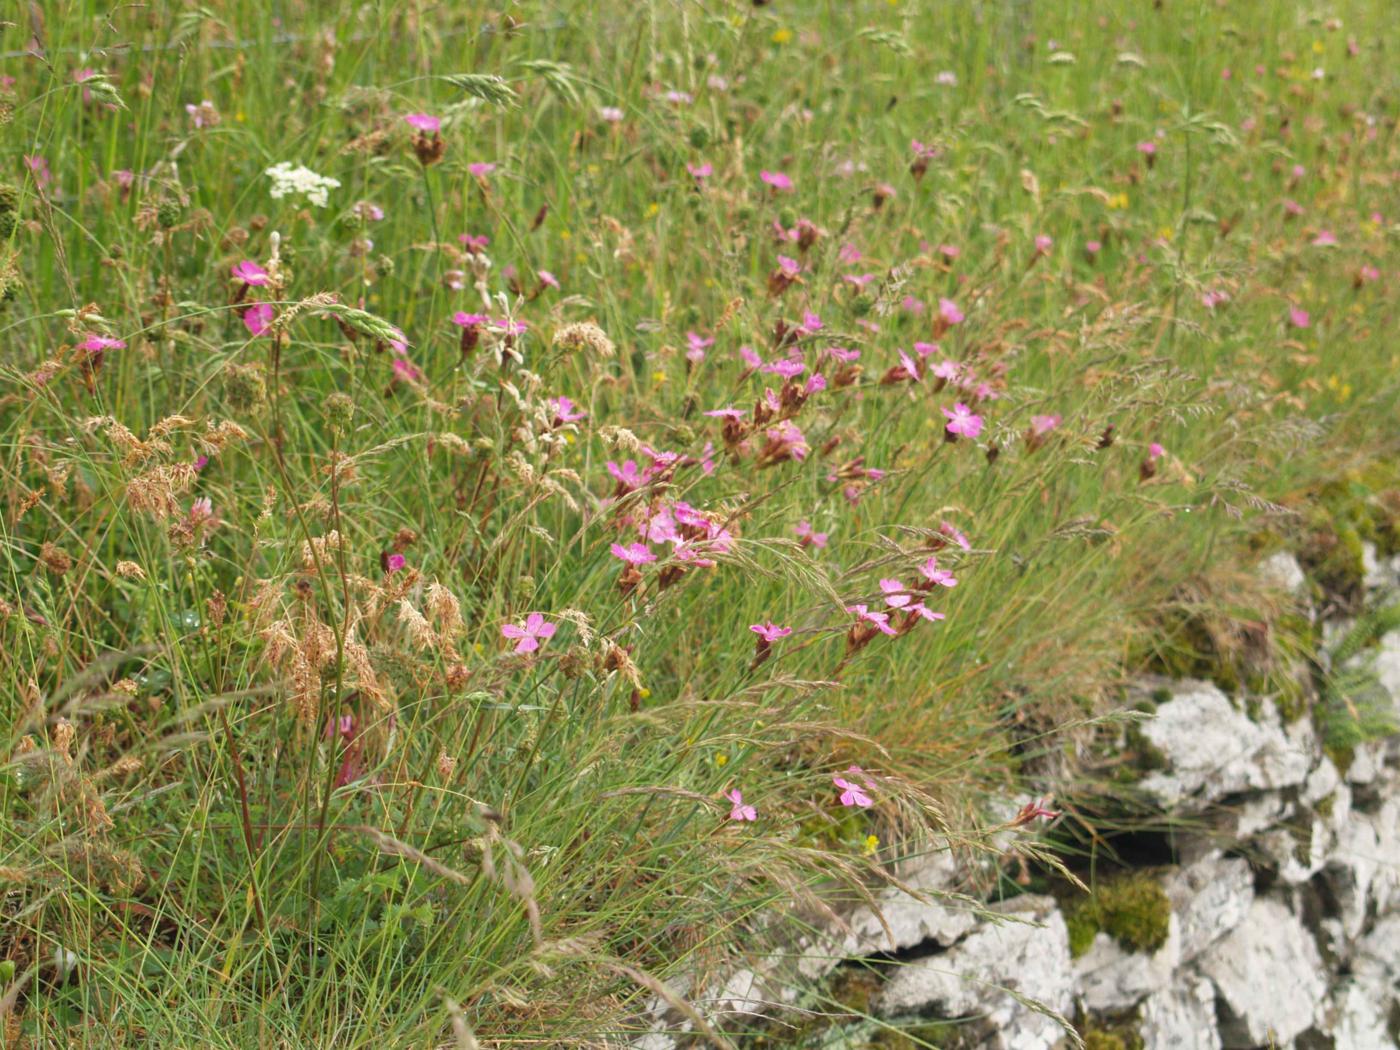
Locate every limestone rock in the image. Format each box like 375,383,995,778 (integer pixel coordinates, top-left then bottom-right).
1073,919,1179,1011
877,895,1072,1050
1259,550,1308,597
1139,976,1222,1050
1198,897,1325,1046
1163,852,1254,963
1137,682,1313,807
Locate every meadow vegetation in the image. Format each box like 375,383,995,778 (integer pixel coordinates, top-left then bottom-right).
1,1,1397,1045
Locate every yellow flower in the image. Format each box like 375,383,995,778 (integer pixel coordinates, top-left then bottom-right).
652,370,668,386
1108,192,1130,210
646,202,661,217
1312,40,1325,54
771,28,792,45
559,229,571,241
715,754,728,767
1157,225,1175,242
863,834,880,856
639,687,652,699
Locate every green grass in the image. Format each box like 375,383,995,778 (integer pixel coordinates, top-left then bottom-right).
1,1,1397,1045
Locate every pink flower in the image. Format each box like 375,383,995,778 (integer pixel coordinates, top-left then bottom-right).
776,255,800,278
610,542,656,566
1359,265,1380,283
764,358,805,379
386,553,406,574
795,520,829,548
501,612,557,654
243,303,275,337
1283,198,1305,217
404,113,440,133
687,161,713,179
880,579,913,609
939,243,961,261
548,395,586,425
1034,234,1054,254
686,331,714,363
24,155,51,188
598,106,624,123
906,602,946,623
739,346,764,370
451,311,489,329
938,298,964,325
1148,442,1165,461
1288,306,1311,329
705,406,746,420
1030,414,1061,436
833,774,873,808
459,233,490,252
798,310,823,335
77,334,126,353
1085,240,1102,256
917,557,957,588
1201,290,1230,309
843,273,877,289
846,604,897,636
750,621,793,644
838,242,862,264
939,521,971,551
467,162,497,177
725,788,757,822
1311,230,1337,247
391,357,422,383
760,170,793,191
538,269,560,289
942,402,983,438
231,260,269,286
1137,141,1157,155
606,460,644,490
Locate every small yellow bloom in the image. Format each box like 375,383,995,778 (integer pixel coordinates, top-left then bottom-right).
646,202,661,217
1157,225,1174,241
1108,192,1130,210
771,28,792,45
639,687,652,699
575,251,587,264
1312,40,1325,54
715,754,728,767
559,229,571,241
652,370,668,385
863,834,880,856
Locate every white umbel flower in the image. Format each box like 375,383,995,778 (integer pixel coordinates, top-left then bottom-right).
264,162,341,208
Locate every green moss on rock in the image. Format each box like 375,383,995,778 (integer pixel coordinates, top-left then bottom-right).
1066,873,1172,958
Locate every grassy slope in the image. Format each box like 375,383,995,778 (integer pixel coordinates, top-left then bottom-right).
1,1,1397,1045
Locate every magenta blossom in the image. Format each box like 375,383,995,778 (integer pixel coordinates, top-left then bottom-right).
404,113,441,133
243,303,275,337
942,402,984,438
686,331,714,363
939,521,971,551
687,161,713,179
750,621,793,643
1034,234,1053,254
386,553,406,574
938,298,964,325
833,774,873,809
1288,306,1311,329
501,612,557,654
725,788,757,822
760,170,793,191
467,162,497,177
846,604,897,636
879,579,912,609
1311,230,1337,247
459,233,490,253
610,542,657,566
77,334,126,353
231,260,270,286
548,395,586,425
1148,442,1166,461
538,269,560,289
795,520,829,548
918,557,957,588
1030,414,1062,436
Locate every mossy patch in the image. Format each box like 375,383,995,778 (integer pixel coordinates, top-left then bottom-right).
1066,873,1172,958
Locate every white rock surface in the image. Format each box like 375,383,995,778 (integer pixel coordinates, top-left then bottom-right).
1137,683,1314,807
877,895,1072,1050
1198,897,1325,1047
1164,852,1254,963
1259,550,1309,597
1073,920,1179,1011
1139,976,1223,1050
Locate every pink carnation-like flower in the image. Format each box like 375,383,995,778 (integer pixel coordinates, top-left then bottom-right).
610,542,656,566
942,402,983,438
750,621,793,643
833,773,873,808
404,113,441,133
243,303,275,337
760,169,793,191
501,612,557,654
725,788,757,821
231,260,270,286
